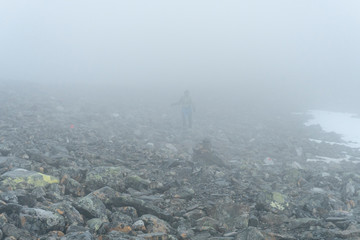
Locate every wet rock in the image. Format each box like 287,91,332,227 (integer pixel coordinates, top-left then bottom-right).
19,207,65,235
0,168,59,190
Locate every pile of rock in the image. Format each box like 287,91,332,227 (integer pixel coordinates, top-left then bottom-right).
1,82,360,239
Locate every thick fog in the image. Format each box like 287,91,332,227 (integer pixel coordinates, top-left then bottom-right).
1,0,360,113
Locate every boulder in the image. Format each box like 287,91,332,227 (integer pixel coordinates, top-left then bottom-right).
0,168,59,190
73,193,108,221
140,214,173,234
19,207,65,235
85,166,129,192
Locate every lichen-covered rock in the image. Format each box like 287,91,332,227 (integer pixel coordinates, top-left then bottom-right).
133,220,146,232
38,230,65,240
125,174,151,190
107,221,133,234
85,166,129,192
73,193,108,221
49,201,84,226
2,223,34,239
195,216,224,233
87,218,104,233
111,193,173,222
256,191,289,212
288,217,320,230
235,227,265,240
99,230,137,240
87,186,120,206
113,206,138,219
19,207,65,235
137,232,169,240
0,213,9,228
61,174,85,197
0,157,33,171
140,214,173,234
0,168,59,190
110,212,133,224
60,230,95,240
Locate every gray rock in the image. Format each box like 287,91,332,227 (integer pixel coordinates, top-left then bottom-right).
60,231,95,240
50,201,84,226
235,227,264,240
0,168,59,190
87,218,105,233
288,217,319,230
85,166,129,192
73,194,108,221
0,157,32,172
140,214,173,234
2,223,34,239
19,207,65,235
248,215,258,227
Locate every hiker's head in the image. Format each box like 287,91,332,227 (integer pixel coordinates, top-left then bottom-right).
184,90,190,96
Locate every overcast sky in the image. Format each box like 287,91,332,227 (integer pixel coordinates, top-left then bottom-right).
1,1,359,110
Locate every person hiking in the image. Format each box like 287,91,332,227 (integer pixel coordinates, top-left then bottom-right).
172,90,195,128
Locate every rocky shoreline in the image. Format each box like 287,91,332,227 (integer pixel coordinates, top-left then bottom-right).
0,83,360,239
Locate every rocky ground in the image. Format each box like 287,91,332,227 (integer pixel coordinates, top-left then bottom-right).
1,82,360,240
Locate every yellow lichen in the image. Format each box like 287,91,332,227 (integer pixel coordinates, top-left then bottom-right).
2,172,59,189
272,192,285,204
270,201,285,210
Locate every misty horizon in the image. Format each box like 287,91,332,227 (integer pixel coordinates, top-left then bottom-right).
1,1,360,113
